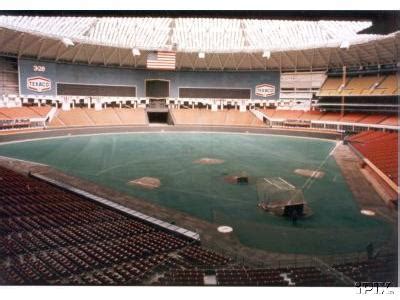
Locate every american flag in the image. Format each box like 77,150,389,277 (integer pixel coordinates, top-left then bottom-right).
147,51,176,70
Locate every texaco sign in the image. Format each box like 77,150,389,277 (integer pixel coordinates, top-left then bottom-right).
27,76,52,93
255,83,275,97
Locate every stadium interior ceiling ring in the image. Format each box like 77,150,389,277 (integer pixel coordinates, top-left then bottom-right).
0,15,399,70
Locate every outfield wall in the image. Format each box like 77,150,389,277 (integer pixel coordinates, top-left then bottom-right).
18,59,280,100
0,125,341,144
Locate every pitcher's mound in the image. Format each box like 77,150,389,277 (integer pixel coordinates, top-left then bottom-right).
128,177,161,189
294,169,325,179
193,157,225,165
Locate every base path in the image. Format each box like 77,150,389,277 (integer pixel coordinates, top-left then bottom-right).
333,144,397,225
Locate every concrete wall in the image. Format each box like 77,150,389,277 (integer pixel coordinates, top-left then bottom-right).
18,59,280,100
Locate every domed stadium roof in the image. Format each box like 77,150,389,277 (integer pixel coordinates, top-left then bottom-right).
0,16,398,70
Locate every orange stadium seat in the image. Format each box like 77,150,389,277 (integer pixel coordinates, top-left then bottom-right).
50,108,94,127
114,108,147,125
298,111,324,121
339,113,367,123
49,108,148,127
0,112,11,120
0,107,41,119
257,108,276,118
379,115,399,126
318,112,342,122
171,109,263,127
371,75,398,96
319,75,398,97
28,106,52,118
271,110,304,120
318,77,348,96
349,131,398,185
341,76,380,96
85,108,122,126
359,114,388,125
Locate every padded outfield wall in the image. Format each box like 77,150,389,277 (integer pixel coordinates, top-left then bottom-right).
18,59,280,100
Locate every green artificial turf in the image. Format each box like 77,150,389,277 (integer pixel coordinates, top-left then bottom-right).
0,132,393,254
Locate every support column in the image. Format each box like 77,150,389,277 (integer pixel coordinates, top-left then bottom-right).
94,99,102,111
239,100,246,112
211,100,218,111
61,97,71,111
341,66,346,117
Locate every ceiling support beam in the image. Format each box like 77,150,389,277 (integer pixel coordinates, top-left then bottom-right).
1,32,23,50
0,29,6,47
218,54,228,70
317,48,331,69
353,47,363,66
17,34,26,58
88,46,100,65
19,37,44,57
268,54,280,69
176,53,183,70
41,40,61,59
310,49,315,70
372,43,381,66
235,53,246,70
355,45,374,65
37,39,47,60
250,53,265,70
82,46,90,65
55,43,75,61
216,54,224,70
191,53,199,71
334,48,345,67
120,48,131,66
282,51,296,69
72,44,83,63
101,47,107,66
187,53,196,70
299,50,311,69
105,48,118,65
118,48,122,67
248,53,253,70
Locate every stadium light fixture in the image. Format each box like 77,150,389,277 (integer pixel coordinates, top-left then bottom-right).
198,52,205,59
340,41,350,49
61,37,74,47
262,50,271,59
132,48,141,56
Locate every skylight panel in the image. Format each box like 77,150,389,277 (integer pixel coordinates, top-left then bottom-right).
0,16,385,52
